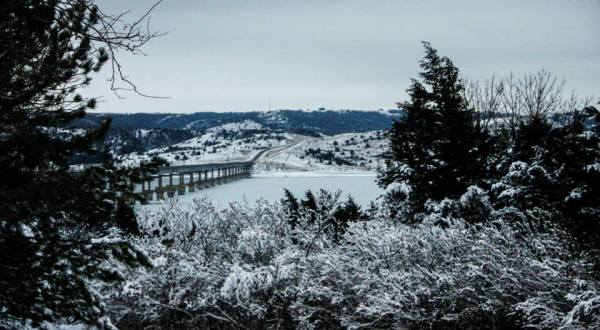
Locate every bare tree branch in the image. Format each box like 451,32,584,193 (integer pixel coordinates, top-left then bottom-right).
464,70,594,140
59,0,169,98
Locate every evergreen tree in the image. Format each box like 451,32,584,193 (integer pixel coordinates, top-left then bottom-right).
523,106,600,249
289,190,363,243
487,104,600,247
301,190,319,223
334,197,363,223
379,42,490,216
282,188,300,229
563,106,600,250
0,1,164,327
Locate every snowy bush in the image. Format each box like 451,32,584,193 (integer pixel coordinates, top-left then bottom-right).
102,198,600,329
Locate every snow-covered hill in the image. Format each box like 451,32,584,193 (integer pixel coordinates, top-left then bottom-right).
116,120,387,173
253,130,387,173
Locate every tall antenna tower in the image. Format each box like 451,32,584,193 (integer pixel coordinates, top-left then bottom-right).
269,96,272,111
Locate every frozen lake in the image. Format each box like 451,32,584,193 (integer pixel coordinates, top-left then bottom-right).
137,172,382,210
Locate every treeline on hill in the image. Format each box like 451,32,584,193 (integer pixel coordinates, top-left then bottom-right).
70,109,399,160
71,127,195,163
73,109,400,135
99,44,600,330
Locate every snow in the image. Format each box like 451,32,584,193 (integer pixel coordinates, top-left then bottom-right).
212,120,264,132
385,181,412,196
585,163,600,173
116,121,387,173
90,237,124,244
220,264,275,302
120,198,600,329
135,129,152,138
252,170,376,177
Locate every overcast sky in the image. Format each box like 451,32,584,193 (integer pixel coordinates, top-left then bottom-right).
90,0,600,113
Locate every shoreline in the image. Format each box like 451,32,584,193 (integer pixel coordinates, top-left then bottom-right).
251,170,377,178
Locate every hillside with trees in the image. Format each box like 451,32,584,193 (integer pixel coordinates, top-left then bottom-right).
74,109,401,136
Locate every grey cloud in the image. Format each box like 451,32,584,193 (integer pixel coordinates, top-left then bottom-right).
90,0,600,112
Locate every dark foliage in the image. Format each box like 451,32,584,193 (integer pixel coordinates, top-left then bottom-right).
282,189,364,243
282,188,300,229
495,106,600,250
379,43,600,258
0,0,164,327
379,42,491,216
305,148,354,166
73,109,400,135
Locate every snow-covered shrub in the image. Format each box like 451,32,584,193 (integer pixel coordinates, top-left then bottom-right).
421,197,456,227
457,185,493,222
489,161,561,233
107,198,293,328
416,185,492,227
493,161,554,208
379,179,414,222
341,219,568,328
103,198,600,329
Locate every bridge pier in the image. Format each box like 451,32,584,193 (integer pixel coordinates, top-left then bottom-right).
156,175,164,200
188,172,196,192
140,181,147,205
165,173,175,197
195,171,203,190
177,173,186,195
142,180,153,203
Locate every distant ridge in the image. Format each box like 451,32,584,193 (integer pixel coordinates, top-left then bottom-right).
74,109,403,136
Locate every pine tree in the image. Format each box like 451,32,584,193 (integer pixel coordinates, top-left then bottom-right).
0,1,164,327
379,42,489,216
537,106,600,249
301,190,319,223
344,196,363,221
282,188,300,229
564,106,600,251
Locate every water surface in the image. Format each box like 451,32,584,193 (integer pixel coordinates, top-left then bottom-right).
138,174,382,210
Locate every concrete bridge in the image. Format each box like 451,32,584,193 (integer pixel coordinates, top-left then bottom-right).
135,161,253,203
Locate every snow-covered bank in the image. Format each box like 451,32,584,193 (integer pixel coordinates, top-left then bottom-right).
251,170,377,178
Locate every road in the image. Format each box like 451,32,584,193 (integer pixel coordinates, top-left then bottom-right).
249,134,312,164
